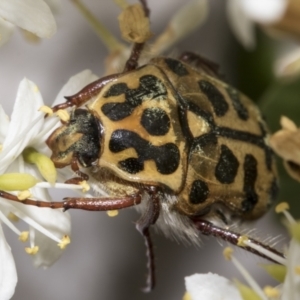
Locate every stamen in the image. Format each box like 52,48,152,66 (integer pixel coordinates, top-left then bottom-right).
17,190,32,200
36,182,83,189
12,209,62,244
113,0,129,10
107,210,119,217
25,246,39,255
79,180,90,192
275,202,296,224
56,109,70,122
72,0,125,52
19,231,29,242
263,285,280,298
0,144,3,152
7,212,19,222
0,210,21,236
39,105,53,116
182,292,192,300
223,247,268,300
295,266,300,275
58,235,71,249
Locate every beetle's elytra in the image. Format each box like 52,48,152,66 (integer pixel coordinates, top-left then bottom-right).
48,56,278,223
1,0,283,292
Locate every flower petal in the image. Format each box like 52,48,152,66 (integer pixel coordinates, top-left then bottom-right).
0,0,56,38
0,17,14,47
0,225,17,300
240,0,288,24
0,78,44,174
52,69,99,106
227,0,256,49
0,105,9,144
185,273,243,300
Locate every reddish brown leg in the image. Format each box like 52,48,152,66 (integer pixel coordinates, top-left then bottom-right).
135,187,160,292
179,51,222,79
193,219,285,263
64,157,89,185
0,190,141,211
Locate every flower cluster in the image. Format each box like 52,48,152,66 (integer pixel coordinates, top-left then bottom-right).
184,203,300,300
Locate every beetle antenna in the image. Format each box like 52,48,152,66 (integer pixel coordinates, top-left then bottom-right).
122,0,151,72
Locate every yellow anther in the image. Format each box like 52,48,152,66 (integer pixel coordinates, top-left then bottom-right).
25,246,39,255
275,202,289,213
107,210,119,217
7,212,19,222
56,109,70,122
79,180,90,193
263,285,280,298
182,292,192,300
17,190,32,200
19,231,29,242
32,85,39,93
58,235,71,249
0,144,3,152
295,266,300,275
39,105,53,116
237,235,249,247
0,173,38,191
223,247,233,261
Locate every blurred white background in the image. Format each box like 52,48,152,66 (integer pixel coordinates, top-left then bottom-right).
0,0,288,299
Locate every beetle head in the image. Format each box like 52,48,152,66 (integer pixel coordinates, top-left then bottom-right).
46,109,102,168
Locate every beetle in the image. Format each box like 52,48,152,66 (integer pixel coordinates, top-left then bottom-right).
0,0,283,292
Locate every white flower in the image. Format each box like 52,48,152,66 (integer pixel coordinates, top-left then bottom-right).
184,273,243,300
184,203,300,300
227,0,289,49
0,69,98,299
0,0,57,47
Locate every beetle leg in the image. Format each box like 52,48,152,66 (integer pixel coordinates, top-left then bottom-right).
179,51,222,79
0,190,141,211
63,157,89,185
135,186,160,292
193,219,285,263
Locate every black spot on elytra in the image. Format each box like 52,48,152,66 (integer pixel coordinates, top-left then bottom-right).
165,58,189,76
102,75,167,121
242,154,258,212
109,130,180,175
198,80,229,117
140,107,170,136
226,87,249,120
189,180,209,204
215,145,239,184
